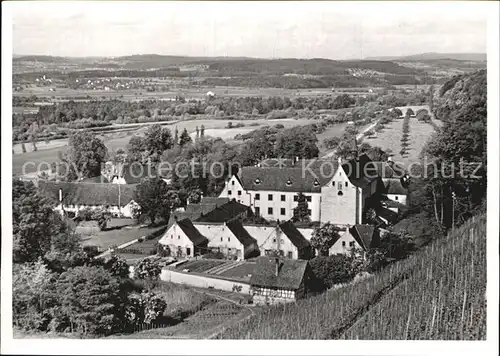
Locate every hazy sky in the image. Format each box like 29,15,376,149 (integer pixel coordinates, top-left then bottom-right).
11,1,488,59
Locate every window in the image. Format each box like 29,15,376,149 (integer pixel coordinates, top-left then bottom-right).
293,195,298,202
237,190,242,196
313,179,320,187
286,179,292,186
268,194,273,201
338,191,343,196
342,241,346,247
273,238,277,243
186,247,191,256
280,239,284,244
265,249,271,256
287,251,293,259
279,250,284,256
228,248,232,253
255,178,261,185
307,209,312,215
178,235,180,239
332,181,335,186
232,181,235,185
306,196,312,202
255,207,260,215
228,237,231,242
349,241,355,247
281,195,286,202
170,235,173,239
228,190,232,195
221,237,223,241
395,196,399,200
280,208,286,215
345,182,348,187
338,182,343,190
268,207,273,215
255,193,260,200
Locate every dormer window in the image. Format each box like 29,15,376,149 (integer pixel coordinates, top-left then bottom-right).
255,178,261,185
313,179,320,187
286,179,292,186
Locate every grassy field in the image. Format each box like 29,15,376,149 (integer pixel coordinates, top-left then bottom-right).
217,213,486,340
80,224,165,251
363,116,437,167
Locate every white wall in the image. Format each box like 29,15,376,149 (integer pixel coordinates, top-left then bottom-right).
194,223,245,259
160,269,251,294
158,223,195,257
320,166,361,225
60,200,137,218
219,175,321,222
244,225,298,259
328,229,362,255
386,194,407,205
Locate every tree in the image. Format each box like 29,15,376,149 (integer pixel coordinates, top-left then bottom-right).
61,131,108,180
55,266,129,334
174,127,179,145
323,136,341,149
179,128,192,147
200,124,205,137
143,124,174,158
365,231,415,272
275,126,319,159
195,126,200,138
292,192,311,223
332,94,355,109
104,255,130,279
392,107,403,117
135,178,180,224
13,180,67,263
310,223,341,256
135,259,162,281
405,108,415,117
187,188,203,204
309,254,358,291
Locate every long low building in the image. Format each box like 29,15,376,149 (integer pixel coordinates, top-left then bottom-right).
38,181,139,218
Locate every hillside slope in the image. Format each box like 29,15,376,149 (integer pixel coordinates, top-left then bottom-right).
218,213,486,339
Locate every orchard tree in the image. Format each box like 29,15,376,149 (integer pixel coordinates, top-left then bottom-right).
143,124,174,158
187,188,203,204
275,126,319,159
310,223,341,256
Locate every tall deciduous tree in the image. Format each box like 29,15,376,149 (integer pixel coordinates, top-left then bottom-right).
62,131,108,180
135,178,180,224
292,192,311,223
275,126,319,159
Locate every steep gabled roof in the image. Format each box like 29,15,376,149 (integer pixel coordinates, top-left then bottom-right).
372,161,407,179
195,200,251,223
38,181,136,207
381,178,408,195
250,257,308,290
226,220,257,247
200,197,230,206
279,220,311,249
176,218,208,246
239,159,336,193
349,224,378,250
341,154,379,188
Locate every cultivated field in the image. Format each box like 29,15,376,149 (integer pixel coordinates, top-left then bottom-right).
217,213,486,339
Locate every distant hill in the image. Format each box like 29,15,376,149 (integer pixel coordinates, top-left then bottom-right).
366,52,486,62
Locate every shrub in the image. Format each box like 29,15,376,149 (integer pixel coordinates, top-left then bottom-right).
309,254,359,291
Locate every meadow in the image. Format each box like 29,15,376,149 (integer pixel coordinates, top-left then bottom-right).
217,213,486,340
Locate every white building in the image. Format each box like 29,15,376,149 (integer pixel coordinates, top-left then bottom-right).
219,154,381,226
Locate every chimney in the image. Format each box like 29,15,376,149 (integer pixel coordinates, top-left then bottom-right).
275,257,280,277
338,157,342,166
58,188,63,202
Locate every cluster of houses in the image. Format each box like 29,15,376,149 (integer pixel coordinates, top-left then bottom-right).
37,153,409,305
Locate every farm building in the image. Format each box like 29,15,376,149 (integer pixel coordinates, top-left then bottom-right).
158,218,208,258
380,177,409,206
38,181,139,218
250,257,314,305
168,197,230,226
100,161,172,185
